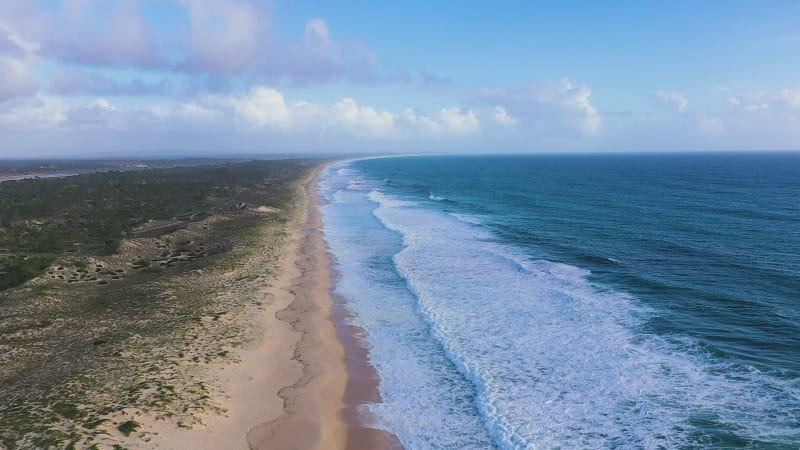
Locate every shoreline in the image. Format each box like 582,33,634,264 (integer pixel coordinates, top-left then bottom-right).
331,269,403,449
149,163,399,449
252,164,400,449
246,166,349,448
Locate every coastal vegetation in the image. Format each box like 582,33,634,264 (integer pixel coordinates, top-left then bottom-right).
0,159,317,449
0,161,308,290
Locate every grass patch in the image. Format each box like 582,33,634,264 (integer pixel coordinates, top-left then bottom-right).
116,420,140,437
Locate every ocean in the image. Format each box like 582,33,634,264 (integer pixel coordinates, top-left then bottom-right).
318,153,800,449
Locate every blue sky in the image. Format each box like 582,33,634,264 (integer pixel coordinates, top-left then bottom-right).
1,0,799,157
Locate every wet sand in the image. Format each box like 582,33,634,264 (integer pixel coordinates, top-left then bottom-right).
150,165,400,449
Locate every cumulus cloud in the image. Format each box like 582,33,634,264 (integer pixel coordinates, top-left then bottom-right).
491,106,518,127
222,87,294,128
173,86,479,138
650,90,688,112
0,84,482,143
331,98,395,136
471,78,602,136
404,107,480,136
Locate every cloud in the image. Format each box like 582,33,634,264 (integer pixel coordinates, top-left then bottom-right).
209,87,478,137
727,88,800,112
64,98,127,130
221,87,294,128
471,78,602,137
1,0,388,95
48,67,171,96
331,98,396,136
178,0,267,74
264,18,380,85
599,86,800,151
650,90,688,112
167,2,380,84
149,102,221,125
491,106,518,127
404,107,480,136
0,95,146,132
0,95,67,129
435,108,480,135
182,86,478,138
0,85,481,143
0,86,488,141
717,87,800,145
677,87,800,148
42,0,164,68
0,24,39,101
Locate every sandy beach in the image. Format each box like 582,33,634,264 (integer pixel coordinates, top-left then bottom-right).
146,165,399,449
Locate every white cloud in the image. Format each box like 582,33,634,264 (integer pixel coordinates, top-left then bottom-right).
404,107,480,136
150,102,220,124
331,98,396,136
727,88,800,112
65,97,125,129
0,84,488,142
650,90,688,112
179,86,479,138
473,78,602,136
491,106,518,127
436,108,480,135
0,95,67,129
204,87,396,135
676,87,800,148
223,87,294,128
713,87,800,147
89,98,115,111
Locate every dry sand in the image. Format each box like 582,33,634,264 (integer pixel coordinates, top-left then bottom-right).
147,166,400,450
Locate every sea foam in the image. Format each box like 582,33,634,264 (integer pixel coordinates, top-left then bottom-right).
322,161,800,449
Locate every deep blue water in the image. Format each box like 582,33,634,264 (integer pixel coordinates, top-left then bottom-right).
319,153,800,449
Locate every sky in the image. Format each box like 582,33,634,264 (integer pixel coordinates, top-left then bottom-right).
1,0,799,157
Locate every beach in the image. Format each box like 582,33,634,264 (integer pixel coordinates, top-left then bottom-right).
0,154,796,449
146,164,398,450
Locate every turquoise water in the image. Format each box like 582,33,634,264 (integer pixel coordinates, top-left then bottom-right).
319,153,800,449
